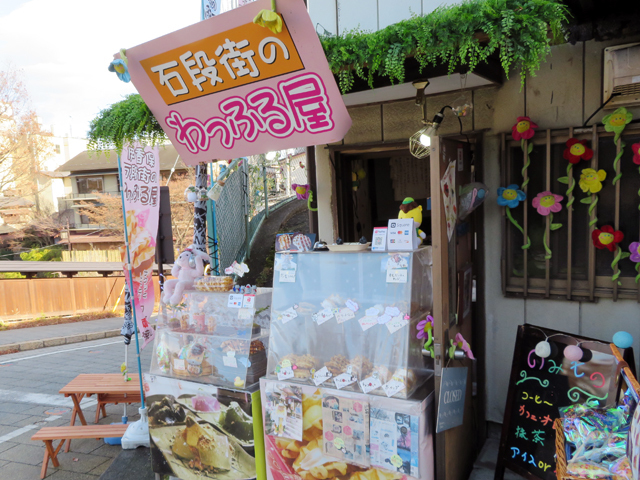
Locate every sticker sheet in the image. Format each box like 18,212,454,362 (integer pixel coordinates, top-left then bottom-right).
264,382,303,441
370,408,419,477
322,394,370,466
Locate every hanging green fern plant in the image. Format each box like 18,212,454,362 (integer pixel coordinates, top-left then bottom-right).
320,0,569,94
87,94,167,155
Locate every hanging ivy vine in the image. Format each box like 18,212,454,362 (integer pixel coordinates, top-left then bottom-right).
320,0,569,93
87,94,167,155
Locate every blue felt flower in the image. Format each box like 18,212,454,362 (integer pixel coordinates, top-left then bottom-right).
497,184,526,208
108,59,130,83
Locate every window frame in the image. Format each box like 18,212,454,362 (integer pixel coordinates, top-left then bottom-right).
500,123,640,302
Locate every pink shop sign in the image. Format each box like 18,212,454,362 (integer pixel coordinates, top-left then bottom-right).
125,0,351,165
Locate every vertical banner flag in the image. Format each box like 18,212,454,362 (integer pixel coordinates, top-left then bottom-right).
122,143,160,349
202,0,220,19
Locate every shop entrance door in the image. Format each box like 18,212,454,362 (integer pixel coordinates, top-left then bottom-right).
429,136,485,480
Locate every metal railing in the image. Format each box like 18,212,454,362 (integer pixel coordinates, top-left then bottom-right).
59,191,120,201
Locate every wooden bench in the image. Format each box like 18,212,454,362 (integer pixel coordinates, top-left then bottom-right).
31,424,128,479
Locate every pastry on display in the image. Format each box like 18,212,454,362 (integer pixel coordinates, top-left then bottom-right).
148,397,187,426
324,355,373,379
194,275,235,292
172,342,217,378
171,417,232,472
280,354,320,380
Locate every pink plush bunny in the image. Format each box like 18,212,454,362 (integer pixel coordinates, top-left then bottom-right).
162,245,209,305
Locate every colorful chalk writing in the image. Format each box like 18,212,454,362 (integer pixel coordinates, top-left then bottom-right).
590,372,606,388
528,350,545,369
516,370,550,388
509,448,552,472
567,387,609,403
521,392,553,406
570,361,585,377
547,360,562,374
518,405,554,426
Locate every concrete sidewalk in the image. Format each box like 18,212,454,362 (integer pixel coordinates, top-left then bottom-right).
0,317,126,354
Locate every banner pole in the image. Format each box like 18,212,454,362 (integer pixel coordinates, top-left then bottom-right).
117,153,146,407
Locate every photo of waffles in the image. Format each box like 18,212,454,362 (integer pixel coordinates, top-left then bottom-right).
292,234,313,252
277,234,292,251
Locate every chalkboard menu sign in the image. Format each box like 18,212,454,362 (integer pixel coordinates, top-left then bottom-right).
494,324,634,480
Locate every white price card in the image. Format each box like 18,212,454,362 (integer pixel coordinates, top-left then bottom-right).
360,375,382,394
358,316,378,332
277,366,294,381
279,307,298,324
335,307,355,324
312,308,334,325
386,268,408,283
173,359,186,372
386,315,409,334
279,269,296,283
223,354,238,368
334,373,357,390
228,294,243,308
312,366,332,386
382,379,406,397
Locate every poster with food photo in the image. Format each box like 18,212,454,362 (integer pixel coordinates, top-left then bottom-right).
145,374,262,480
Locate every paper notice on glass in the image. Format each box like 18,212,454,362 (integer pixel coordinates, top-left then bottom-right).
440,160,457,241
322,394,370,466
265,382,303,441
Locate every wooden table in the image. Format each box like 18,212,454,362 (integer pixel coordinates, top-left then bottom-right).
59,374,142,452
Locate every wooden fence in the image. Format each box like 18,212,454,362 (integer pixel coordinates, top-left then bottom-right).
61,250,122,262
0,276,163,320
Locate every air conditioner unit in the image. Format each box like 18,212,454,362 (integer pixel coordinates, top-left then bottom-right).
603,42,640,109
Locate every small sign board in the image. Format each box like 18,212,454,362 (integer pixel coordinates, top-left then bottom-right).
436,367,467,433
125,0,351,165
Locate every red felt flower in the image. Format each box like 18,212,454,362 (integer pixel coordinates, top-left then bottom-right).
592,225,624,252
633,143,640,165
511,116,538,141
563,138,593,164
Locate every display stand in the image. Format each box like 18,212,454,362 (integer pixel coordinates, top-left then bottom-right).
145,287,272,480
261,249,436,480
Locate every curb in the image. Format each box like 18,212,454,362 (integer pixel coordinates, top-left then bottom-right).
0,329,121,355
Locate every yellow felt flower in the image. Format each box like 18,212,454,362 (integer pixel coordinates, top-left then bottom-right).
579,168,606,194
253,9,282,34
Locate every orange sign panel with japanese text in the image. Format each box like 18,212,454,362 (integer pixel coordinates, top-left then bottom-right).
140,20,303,106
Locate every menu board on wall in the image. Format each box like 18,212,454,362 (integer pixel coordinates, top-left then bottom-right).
494,324,632,480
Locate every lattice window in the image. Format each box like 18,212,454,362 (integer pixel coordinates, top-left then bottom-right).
501,123,640,301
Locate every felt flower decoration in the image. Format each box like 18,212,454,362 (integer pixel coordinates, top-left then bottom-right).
511,116,538,141
532,192,563,259
593,226,629,284
592,225,623,252
253,0,283,34
455,333,475,360
532,191,563,216
579,168,606,194
497,184,526,208
292,183,310,200
603,107,633,140
629,242,640,283
416,315,433,340
563,139,593,164
497,185,530,249
632,143,640,165
108,58,130,83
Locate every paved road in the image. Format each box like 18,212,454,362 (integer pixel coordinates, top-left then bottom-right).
0,337,153,479
0,318,126,346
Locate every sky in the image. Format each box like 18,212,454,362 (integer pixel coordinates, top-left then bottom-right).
0,0,202,139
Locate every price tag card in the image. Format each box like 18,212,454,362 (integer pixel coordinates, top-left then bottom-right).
360,375,382,394
279,268,297,283
279,307,298,324
334,373,357,390
277,366,294,381
386,314,409,334
242,294,255,308
335,307,355,324
173,358,186,372
382,379,406,397
228,294,243,308
345,299,360,312
358,316,378,332
386,268,408,283
313,366,332,386
223,353,238,368
312,308,334,325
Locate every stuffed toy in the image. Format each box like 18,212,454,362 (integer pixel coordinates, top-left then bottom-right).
162,245,209,305
398,197,426,245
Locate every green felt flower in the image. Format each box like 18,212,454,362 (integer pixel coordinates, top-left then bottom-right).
603,107,633,142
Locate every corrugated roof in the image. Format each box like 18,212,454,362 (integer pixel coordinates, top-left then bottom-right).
56,144,189,173
0,197,35,209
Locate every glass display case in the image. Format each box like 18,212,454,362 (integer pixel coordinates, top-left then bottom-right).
266,248,433,399
150,288,272,389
